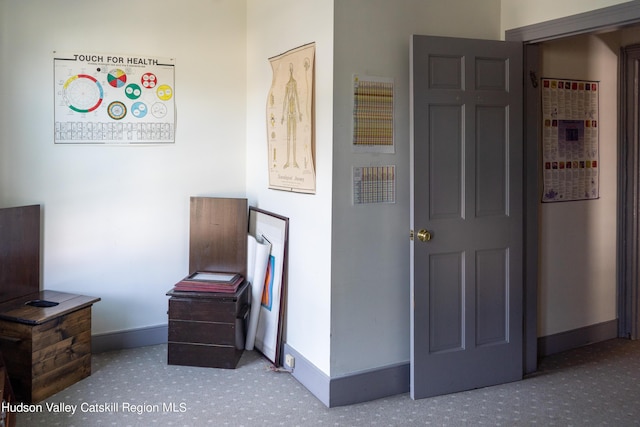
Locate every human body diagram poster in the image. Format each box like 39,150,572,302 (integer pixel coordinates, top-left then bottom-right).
266,43,316,193
54,52,175,144
541,78,599,202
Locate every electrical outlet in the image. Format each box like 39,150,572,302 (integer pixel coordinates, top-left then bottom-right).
285,354,295,369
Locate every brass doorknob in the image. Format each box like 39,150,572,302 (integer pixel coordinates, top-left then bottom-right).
417,229,432,242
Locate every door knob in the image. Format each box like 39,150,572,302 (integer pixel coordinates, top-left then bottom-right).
417,229,432,242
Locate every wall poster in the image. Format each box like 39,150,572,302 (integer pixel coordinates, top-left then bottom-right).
353,165,396,204
541,78,599,202
352,74,394,153
266,43,316,194
54,51,175,144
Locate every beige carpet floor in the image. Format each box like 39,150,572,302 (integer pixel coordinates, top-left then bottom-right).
16,338,640,426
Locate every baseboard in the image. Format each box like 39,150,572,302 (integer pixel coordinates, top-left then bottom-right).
92,324,168,353
283,344,330,406
537,319,618,358
329,362,409,407
283,343,409,408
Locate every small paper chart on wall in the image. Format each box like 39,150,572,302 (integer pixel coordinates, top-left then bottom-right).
541,78,599,202
352,74,394,153
353,165,396,204
53,52,176,144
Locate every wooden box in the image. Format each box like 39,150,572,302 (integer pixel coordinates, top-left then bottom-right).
0,291,100,403
0,205,100,403
167,281,250,368
0,352,16,427
167,197,249,368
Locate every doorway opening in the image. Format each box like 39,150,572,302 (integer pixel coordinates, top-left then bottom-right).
506,2,640,374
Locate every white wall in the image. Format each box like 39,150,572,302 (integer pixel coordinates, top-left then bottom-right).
0,0,247,334
500,0,631,34
538,34,619,336
245,0,334,374
331,0,501,377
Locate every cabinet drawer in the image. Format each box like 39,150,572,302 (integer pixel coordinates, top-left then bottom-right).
168,320,236,346
168,342,242,369
168,298,240,323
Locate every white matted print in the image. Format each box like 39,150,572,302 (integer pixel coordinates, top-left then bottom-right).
248,207,289,366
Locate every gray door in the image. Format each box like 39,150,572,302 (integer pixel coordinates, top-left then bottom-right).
410,35,523,399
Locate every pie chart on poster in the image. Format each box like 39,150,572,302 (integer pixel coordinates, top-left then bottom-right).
131,102,147,118
141,73,157,88
107,101,127,120
63,74,104,113
151,102,167,118
156,84,173,101
125,83,142,100
107,69,127,88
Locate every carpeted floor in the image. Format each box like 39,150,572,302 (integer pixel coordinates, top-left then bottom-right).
15,338,640,426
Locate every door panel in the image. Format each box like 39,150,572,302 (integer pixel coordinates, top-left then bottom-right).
410,35,523,399
429,105,463,219
476,248,508,346
476,106,507,217
429,251,464,353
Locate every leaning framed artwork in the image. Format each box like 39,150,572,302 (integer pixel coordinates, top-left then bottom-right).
248,207,289,366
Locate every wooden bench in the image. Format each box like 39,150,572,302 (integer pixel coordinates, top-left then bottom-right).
0,290,100,403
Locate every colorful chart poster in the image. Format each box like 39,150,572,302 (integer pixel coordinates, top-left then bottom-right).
541,78,599,202
352,74,394,153
54,52,175,144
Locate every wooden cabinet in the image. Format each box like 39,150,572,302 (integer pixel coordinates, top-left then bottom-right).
0,291,100,403
0,205,100,403
167,197,250,369
167,281,250,369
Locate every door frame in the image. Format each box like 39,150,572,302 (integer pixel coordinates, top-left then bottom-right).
619,43,640,340
506,2,640,373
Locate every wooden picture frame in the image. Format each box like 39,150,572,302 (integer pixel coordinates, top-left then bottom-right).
248,207,288,366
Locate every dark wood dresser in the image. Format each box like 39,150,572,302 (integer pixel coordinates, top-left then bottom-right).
167,197,249,369
167,281,249,368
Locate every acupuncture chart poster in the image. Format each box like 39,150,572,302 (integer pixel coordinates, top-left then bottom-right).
541,78,599,202
352,74,394,153
54,52,176,144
